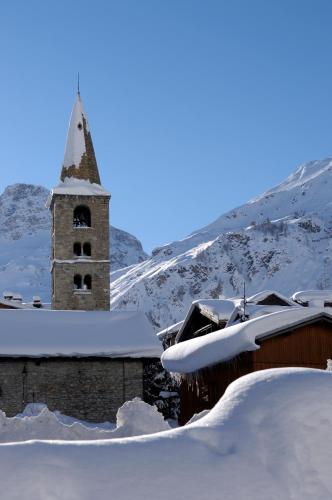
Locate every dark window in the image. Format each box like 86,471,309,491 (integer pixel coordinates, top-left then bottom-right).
83,242,91,256
73,206,91,228
74,274,82,289
84,275,92,290
73,242,82,256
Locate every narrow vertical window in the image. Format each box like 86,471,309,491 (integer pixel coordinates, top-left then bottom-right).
83,275,92,290
83,242,91,256
73,242,82,256
74,274,82,289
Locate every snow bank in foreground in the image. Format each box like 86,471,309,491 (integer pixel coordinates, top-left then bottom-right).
0,368,331,499
0,399,170,443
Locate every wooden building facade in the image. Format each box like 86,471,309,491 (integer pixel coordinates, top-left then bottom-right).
179,316,332,424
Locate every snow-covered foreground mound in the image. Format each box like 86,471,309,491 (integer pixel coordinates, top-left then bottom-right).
0,368,331,499
0,399,170,443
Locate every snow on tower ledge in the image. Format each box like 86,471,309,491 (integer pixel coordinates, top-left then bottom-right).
46,178,109,208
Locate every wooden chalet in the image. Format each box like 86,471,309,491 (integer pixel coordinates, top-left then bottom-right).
174,291,295,345
161,293,332,424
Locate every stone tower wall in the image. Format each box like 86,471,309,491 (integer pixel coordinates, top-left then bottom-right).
51,194,110,310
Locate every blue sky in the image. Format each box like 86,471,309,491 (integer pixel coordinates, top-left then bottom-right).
1,0,332,252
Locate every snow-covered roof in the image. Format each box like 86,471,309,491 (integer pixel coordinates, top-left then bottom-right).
291,290,332,306
247,290,295,306
0,309,161,358
157,320,184,340
175,298,241,343
0,298,33,310
162,307,332,373
196,299,241,322
241,303,294,322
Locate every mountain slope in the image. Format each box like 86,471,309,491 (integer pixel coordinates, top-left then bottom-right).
111,157,332,329
0,184,147,302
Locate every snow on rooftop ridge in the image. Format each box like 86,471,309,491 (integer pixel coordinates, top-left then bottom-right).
291,290,332,308
0,298,31,310
157,320,184,340
173,298,242,344
162,307,332,374
291,290,332,302
0,309,161,358
63,94,89,169
247,290,295,306
197,298,242,320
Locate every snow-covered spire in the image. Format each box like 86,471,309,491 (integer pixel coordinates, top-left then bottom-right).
60,93,101,185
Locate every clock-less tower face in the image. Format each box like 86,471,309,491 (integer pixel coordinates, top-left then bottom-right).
49,93,111,311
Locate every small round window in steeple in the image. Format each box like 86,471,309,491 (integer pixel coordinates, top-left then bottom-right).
77,122,83,130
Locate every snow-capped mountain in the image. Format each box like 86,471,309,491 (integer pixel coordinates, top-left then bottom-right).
0,184,147,302
111,157,332,330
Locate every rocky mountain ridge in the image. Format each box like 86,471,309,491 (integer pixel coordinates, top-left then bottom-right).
110,157,332,330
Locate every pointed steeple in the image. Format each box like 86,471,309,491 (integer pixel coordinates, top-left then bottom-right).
61,92,101,185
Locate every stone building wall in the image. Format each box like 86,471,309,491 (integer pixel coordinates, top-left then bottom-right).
52,262,110,310
51,194,110,310
0,357,143,422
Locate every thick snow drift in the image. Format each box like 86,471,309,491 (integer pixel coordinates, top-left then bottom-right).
0,399,170,443
0,368,331,499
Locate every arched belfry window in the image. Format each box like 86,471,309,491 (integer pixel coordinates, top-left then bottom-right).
73,206,91,228
73,242,82,256
83,242,91,256
74,274,82,289
84,275,92,290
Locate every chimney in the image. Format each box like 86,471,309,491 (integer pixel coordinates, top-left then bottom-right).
32,296,42,308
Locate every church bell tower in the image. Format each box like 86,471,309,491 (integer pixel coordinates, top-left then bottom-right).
48,90,111,310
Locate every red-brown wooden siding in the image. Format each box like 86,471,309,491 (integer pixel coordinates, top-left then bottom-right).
179,319,332,424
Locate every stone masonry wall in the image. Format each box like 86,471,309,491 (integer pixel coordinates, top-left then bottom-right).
51,194,110,310
52,262,110,310
0,357,143,422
